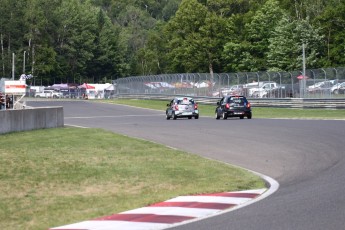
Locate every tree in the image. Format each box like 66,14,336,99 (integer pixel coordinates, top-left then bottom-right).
244,0,284,70
267,16,324,71
165,0,228,74
316,0,345,67
55,0,98,83
207,0,253,17
115,4,157,75
1,0,345,83
135,22,169,75
199,12,228,74
279,0,328,20
86,9,129,82
165,0,208,73
0,0,26,78
222,0,284,72
161,0,181,21
23,0,60,85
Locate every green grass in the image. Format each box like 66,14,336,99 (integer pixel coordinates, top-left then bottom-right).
103,98,345,119
0,128,265,230
253,107,345,119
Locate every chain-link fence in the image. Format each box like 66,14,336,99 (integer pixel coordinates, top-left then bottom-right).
114,67,345,99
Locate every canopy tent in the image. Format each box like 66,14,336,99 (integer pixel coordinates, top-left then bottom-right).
50,84,69,90
50,83,79,90
104,84,116,99
78,83,95,89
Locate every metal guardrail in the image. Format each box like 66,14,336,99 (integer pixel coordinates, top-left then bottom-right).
115,94,345,109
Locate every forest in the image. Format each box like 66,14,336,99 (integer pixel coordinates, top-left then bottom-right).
1,0,344,86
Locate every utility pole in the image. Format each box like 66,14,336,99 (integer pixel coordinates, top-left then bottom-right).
23,51,26,74
302,43,306,98
12,53,15,80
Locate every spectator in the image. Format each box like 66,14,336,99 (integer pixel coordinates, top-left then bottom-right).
6,95,11,109
0,93,5,110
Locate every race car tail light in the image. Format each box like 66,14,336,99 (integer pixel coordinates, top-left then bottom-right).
246,102,251,108
225,103,230,109
194,103,198,109
174,105,179,110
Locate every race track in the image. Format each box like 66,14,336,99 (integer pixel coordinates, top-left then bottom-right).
28,100,345,230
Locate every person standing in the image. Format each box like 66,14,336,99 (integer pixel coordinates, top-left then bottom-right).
0,93,5,110
6,94,10,109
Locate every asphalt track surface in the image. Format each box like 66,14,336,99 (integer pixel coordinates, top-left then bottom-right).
28,100,345,230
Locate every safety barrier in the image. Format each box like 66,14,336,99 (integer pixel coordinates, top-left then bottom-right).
115,94,345,109
0,107,64,134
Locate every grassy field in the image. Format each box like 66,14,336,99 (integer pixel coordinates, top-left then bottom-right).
0,128,265,230
104,98,345,119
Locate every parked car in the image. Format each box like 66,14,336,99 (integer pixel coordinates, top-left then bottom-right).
220,84,244,96
215,95,252,119
60,88,78,98
194,80,214,88
249,82,285,98
166,97,199,120
173,81,194,89
307,80,335,94
35,89,63,98
331,82,345,94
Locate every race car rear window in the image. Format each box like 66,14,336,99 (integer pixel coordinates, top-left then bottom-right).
228,97,246,104
177,98,194,105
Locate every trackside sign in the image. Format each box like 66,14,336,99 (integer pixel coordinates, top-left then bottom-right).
0,79,27,94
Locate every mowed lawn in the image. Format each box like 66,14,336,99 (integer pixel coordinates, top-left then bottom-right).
0,127,265,230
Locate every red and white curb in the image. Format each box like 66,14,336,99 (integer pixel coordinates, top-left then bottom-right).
49,188,267,230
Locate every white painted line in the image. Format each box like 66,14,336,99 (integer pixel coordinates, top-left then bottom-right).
229,188,267,194
121,206,221,217
65,114,163,119
167,196,252,205
64,124,90,128
50,220,170,230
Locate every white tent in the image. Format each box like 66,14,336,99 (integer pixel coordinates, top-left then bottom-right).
105,84,115,91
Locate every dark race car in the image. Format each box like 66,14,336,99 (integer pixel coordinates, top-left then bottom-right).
215,95,252,120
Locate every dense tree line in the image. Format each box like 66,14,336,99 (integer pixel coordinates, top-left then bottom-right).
0,0,344,85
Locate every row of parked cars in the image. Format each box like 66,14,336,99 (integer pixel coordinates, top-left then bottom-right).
166,96,252,120
213,82,286,98
307,81,345,94
214,80,345,98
